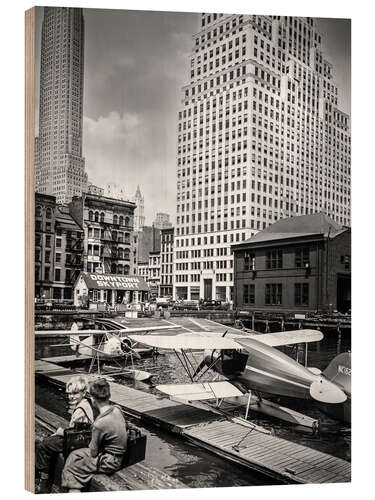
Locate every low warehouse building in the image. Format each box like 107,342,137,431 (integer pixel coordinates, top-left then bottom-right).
232,213,351,314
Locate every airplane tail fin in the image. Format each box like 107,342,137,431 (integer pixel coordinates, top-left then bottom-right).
323,352,351,396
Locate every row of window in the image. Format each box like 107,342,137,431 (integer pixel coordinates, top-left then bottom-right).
88,210,131,227
243,247,310,270
243,283,309,306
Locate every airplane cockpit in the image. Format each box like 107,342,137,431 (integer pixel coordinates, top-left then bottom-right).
219,349,249,377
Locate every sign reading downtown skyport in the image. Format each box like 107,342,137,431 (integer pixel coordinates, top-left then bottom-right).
80,272,149,291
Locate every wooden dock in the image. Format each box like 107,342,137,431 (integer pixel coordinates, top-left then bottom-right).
35,358,351,485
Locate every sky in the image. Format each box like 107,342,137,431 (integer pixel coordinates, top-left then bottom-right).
34,8,351,226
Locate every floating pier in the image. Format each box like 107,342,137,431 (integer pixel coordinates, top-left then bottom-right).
35,357,351,485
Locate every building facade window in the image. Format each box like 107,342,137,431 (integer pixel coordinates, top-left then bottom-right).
243,283,255,304
244,251,255,271
265,283,282,305
295,247,310,267
266,249,283,269
295,283,309,306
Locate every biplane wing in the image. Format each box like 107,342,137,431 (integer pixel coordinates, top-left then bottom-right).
129,329,323,351
236,329,323,348
156,381,244,401
35,324,182,337
128,334,242,350
174,329,323,347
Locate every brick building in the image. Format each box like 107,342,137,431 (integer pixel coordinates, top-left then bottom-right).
148,251,161,299
35,193,83,302
160,227,174,297
69,193,137,276
232,213,351,313
53,205,84,300
35,193,56,300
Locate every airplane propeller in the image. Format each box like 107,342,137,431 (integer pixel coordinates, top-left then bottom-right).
309,376,347,404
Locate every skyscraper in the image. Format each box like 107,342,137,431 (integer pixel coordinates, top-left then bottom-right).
35,7,87,204
174,14,351,302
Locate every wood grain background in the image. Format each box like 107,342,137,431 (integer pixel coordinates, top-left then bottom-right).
25,6,35,493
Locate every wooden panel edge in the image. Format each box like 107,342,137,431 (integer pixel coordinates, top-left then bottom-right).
25,6,35,494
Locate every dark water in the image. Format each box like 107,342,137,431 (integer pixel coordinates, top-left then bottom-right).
35,324,351,486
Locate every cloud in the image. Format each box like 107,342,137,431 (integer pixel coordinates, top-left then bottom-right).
84,111,141,145
82,110,176,224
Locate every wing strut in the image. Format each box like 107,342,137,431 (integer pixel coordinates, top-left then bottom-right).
174,349,199,382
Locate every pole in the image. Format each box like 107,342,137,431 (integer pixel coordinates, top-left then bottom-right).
245,390,252,420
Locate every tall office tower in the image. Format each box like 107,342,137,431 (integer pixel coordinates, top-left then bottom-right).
35,7,87,204
174,14,351,302
133,185,145,232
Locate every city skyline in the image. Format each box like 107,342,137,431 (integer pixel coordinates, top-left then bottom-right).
34,8,350,224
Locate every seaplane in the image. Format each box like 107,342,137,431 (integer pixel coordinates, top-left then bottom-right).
128,329,351,429
38,321,182,381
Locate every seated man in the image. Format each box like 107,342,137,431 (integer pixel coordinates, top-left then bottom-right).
61,378,128,493
35,375,95,494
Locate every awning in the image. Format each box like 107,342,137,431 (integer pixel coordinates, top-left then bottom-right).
79,272,149,291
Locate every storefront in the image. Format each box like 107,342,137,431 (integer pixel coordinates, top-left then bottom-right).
73,272,149,310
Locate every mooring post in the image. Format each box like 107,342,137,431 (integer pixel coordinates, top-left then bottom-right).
252,312,255,331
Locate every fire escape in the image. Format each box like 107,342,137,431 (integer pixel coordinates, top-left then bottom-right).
101,222,131,274
65,232,84,286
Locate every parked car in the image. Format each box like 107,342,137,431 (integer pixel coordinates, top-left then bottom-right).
156,297,172,309
172,300,199,311
200,300,224,310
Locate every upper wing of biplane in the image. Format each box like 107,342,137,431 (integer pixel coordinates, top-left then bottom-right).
34,324,182,337
129,329,323,350
236,329,323,348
